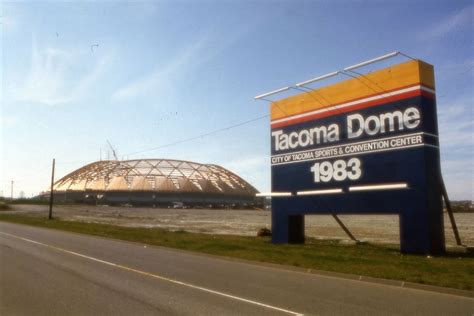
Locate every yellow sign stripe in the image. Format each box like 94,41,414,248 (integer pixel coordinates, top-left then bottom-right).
271,60,435,120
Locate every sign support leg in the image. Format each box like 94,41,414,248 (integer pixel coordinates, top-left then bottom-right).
441,178,462,246
332,214,358,242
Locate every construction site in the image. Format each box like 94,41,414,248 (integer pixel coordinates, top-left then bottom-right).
5,204,473,246
38,159,261,209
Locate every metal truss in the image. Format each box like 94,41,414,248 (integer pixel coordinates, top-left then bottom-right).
51,159,258,196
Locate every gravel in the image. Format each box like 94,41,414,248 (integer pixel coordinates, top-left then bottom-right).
8,204,474,246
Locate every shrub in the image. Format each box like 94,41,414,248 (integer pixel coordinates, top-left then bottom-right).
257,227,272,237
0,202,11,211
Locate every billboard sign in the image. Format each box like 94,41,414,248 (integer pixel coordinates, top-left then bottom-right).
268,59,445,254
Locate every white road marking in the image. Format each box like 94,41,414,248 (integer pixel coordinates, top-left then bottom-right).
0,231,303,316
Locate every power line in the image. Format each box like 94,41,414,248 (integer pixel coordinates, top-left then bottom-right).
1,112,268,193
36,113,269,167
125,114,270,157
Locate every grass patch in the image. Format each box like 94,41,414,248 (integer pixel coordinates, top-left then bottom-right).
0,213,472,291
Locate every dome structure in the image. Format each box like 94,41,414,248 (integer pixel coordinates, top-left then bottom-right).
47,159,260,207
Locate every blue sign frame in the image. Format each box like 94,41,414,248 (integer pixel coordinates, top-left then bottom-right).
270,60,445,255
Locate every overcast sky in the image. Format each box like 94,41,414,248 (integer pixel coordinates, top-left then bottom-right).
1,0,473,200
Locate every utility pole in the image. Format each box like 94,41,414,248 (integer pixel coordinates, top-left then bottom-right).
11,180,14,201
48,159,55,220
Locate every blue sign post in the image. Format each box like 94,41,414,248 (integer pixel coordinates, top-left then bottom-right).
267,59,445,255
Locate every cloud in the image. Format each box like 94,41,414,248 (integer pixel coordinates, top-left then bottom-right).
0,4,22,32
437,59,474,82
1,116,20,129
0,14,16,30
112,37,208,100
437,95,473,200
422,5,473,39
438,96,473,153
10,38,110,106
112,22,255,101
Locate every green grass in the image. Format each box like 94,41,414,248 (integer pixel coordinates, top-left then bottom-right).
0,213,472,291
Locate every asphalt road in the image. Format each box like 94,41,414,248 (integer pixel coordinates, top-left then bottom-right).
0,222,473,315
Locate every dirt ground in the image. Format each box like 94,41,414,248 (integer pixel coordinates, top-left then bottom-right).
8,204,474,246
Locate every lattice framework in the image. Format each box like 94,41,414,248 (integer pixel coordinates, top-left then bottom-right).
53,159,258,196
